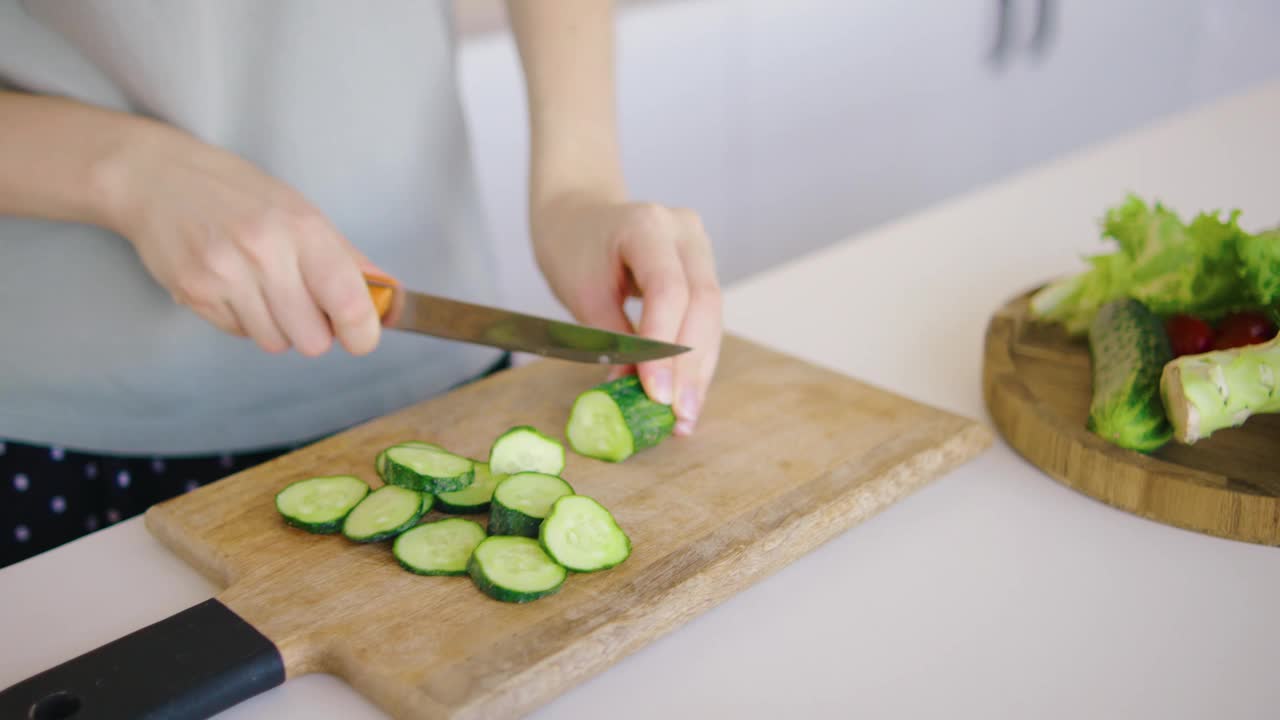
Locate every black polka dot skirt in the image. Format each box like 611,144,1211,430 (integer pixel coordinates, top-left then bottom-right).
0,353,511,570
0,438,300,569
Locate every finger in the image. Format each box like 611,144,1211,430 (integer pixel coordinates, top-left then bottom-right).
578,282,638,381
262,252,334,358
670,210,722,435
227,278,290,354
187,298,246,338
620,207,689,405
299,230,381,356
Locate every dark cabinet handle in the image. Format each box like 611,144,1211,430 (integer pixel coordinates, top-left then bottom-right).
1030,0,1056,57
988,0,1014,66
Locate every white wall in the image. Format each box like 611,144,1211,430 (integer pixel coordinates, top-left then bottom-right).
457,0,1280,318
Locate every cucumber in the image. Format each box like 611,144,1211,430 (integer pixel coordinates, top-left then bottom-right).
384,444,474,493
467,535,567,603
565,375,675,462
376,440,439,481
539,495,631,572
436,462,505,514
488,425,565,477
275,475,370,533
1086,297,1175,452
341,485,430,542
488,472,574,538
393,517,487,576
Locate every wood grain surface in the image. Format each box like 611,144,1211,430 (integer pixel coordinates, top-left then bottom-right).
146,334,993,720
984,286,1280,546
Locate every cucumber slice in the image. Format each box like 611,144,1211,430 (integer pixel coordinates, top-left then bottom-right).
488,472,574,537
376,440,439,480
275,475,370,534
384,444,474,493
566,375,675,462
436,462,505,514
393,518,487,576
341,485,430,542
467,535,567,603
488,425,565,477
539,495,631,572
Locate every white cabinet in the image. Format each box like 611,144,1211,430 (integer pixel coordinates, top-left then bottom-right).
456,0,1280,316
1186,0,1280,103
989,0,1202,171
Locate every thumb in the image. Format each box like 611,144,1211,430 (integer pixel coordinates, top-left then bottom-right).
572,288,637,381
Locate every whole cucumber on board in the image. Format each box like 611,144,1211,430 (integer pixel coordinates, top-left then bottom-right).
565,375,676,462
1086,297,1175,452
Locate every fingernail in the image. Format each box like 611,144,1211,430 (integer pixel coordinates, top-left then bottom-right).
649,368,673,404
675,419,696,436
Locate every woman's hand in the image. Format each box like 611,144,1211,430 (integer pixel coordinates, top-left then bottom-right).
532,191,723,435
103,126,383,357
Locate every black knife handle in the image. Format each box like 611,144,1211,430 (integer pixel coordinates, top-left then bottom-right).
0,598,284,720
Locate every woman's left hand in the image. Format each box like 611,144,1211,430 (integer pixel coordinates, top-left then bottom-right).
531,191,723,436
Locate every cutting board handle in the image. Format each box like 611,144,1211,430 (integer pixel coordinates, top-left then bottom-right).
0,598,283,720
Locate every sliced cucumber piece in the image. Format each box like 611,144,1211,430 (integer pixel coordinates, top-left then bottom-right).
436,462,505,514
566,375,675,462
384,444,474,493
393,518,487,576
468,535,567,603
341,485,430,542
275,475,370,534
488,472,574,538
539,495,631,572
488,425,565,477
376,440,439,481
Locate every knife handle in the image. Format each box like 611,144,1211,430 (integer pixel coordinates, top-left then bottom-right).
363,270,399,321
0,598,284,720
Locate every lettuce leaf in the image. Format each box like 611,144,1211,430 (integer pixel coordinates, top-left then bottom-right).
1237,228,1280,307
1030,194,1258,335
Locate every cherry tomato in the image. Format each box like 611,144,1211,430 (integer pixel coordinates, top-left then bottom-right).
1213,310,1276,350
1165,314,1215,356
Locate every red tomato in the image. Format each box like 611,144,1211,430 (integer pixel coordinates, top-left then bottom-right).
1165,314,1215,356
1213,311,1276,350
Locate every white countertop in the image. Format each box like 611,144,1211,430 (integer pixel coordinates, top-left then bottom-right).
6,81,1280,719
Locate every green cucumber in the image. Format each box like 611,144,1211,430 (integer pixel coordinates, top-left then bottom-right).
436,462,505,514
488,472,574,537
384,444,474,493
376,440,439,480
275,475,370,533
341,485,430,542
1086,297,1175,452
565,375,675,462
467,535,567,603
539,495,631,572
488,425,565,477
393,518,487,576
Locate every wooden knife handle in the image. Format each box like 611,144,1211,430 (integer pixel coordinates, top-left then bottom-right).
364,270,399,321
0,598,284,720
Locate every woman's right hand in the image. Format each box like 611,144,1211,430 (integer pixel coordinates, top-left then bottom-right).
102,126,383,357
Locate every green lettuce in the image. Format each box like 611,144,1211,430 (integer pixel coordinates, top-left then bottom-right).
1029,194,1271,335
1237,228,1280,307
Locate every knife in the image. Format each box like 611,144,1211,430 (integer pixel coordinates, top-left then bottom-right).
363,271,690,364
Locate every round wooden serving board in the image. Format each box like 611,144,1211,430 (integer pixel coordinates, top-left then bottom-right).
983,284,1280,546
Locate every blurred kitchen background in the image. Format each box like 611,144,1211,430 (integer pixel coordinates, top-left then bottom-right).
451,0,1280,318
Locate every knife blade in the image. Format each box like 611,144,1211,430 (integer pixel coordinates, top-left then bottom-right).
364,272,690,364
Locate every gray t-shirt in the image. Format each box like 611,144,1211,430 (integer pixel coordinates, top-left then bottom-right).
0,1,506,455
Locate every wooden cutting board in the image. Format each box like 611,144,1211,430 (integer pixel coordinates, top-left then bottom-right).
1,334,992,720
984,285,1280,546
